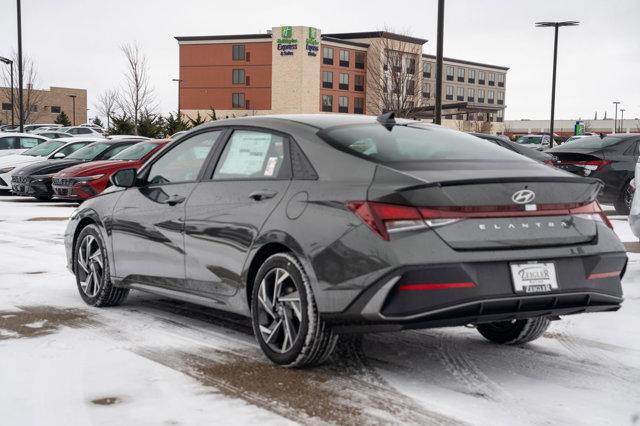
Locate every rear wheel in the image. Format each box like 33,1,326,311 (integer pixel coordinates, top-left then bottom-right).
614,181,633,215
74,225,129,307
476,317,550,345
251,252,337,367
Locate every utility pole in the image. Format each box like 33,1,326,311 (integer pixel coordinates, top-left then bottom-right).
620,108,625,133
172,78,183,119
434,0,445,125
613,101,620,133
0,57,13,126
16,0,24,132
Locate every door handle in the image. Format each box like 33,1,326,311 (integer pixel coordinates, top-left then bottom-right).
249,190,278,201
161,194,186,206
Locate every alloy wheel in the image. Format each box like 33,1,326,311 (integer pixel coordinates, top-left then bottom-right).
77,235,104,298
624,184,633,212
256,267,303,353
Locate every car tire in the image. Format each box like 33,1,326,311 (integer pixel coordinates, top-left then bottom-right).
35,195,52,202
74,224,129,307
251,252,338,367
476,317,550,345
614,181,633,215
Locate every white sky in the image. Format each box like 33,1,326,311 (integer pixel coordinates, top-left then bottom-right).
1,0,639,122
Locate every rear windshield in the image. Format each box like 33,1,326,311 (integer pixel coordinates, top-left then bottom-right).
516,136,543,145
318,124,528,163
66,142,111,160
111,142,160,160
557,136,624,149
22,140,65,157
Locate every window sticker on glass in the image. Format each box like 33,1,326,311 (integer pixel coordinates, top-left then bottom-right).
218,132,271,175
264,157,278,176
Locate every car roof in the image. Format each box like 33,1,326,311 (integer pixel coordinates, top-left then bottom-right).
197,113,421,131
0,132,48,138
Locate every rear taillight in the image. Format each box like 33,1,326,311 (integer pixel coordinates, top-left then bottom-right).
559,159,611,171
348,200,614,240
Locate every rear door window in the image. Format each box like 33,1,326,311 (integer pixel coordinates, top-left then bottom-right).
212,130,287,180
19,137,42,149
0,137,17,150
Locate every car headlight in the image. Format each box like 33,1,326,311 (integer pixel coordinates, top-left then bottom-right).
75,174,105,182
0,166,15,174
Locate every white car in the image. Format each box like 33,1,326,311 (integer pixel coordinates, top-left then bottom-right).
0,137,94,191
24,124,61,133
106,135,150,141
64,126,104,137
0,133,48,158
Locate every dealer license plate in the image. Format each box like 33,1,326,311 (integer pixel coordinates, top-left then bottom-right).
510,262,558,294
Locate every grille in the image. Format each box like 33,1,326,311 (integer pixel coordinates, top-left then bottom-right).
52,178,74,186
12,175,29,184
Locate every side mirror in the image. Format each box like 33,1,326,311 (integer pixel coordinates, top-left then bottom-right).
52,152,66,159
110,168,137,188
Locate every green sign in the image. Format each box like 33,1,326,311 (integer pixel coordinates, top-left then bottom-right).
575,121,585,135
277,26,298,56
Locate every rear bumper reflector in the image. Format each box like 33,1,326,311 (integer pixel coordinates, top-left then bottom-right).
588,271,621,280
399,282,476,291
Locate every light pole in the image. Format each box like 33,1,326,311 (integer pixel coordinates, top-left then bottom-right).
16,0,24,132
68,94,77,125
620,108,625,133
0,57,14,126
172,78,183,119
613,101,620,133
535,21,579,148
434,0,445,125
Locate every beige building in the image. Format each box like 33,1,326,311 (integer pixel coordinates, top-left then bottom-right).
0,86,87,126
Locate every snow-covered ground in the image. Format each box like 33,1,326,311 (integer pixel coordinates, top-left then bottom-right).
1,196,639,426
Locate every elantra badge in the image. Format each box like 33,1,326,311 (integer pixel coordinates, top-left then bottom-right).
512,189,535,204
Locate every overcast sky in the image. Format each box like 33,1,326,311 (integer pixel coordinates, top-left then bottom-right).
1,0,639,123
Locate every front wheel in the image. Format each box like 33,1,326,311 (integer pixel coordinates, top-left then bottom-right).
251,252,338,367
74,225,129,307
476,317,550,345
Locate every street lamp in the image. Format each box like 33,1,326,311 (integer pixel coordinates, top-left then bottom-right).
613,101,620,133
172,78,183,119
620,108,625,133
0,56,14,126
535,20,579,148
68,94,77,126
434,0,445,125
16,0,24,132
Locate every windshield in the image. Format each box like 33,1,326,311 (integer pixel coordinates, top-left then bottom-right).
516,136,543,145
57,127,71,132
22,140,65,157
557,135,624,149
66,142,111,160
111,142,159,160
318,123,528,164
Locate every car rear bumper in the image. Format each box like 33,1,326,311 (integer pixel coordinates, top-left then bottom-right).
323,252,626,332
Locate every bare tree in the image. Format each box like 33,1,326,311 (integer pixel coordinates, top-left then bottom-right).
94,88,118,130
117,43,156,134
1,53,45,124
366,29,422,118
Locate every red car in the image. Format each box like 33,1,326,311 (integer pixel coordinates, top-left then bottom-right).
52,139,169,200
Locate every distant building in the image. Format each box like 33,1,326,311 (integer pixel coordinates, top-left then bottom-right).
0,86,87,126
503,118,640,138
175,26,508,123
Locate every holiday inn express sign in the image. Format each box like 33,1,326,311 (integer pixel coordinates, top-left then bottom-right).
277,26,297,56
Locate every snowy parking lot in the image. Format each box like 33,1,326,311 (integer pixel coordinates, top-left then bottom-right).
1,196,639,426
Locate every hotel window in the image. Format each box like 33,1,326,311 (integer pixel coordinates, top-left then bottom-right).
355,51,365,69
478,71,486,85
322,95,333,112
457,86,464,101
497,109,504,122
423,62,431,78
467,88,475,102
445,85,453,100
468,69,476,83
2,102,12,111
498,73,505,87
232,69,245,84
488,72,496,86
322,71,333,89
340,50,349,67
422,82,431,98
477,89,485,103
232,93,245,108
488,90,495,104
457,68,465,82
338,96,348,113
498,91,504,105
406,79,415,95
232,45,245,61
51,105,61,113
339,73,349,90
354,75,364,91
405,57,416,74
323,47,334,65
446,66,454,81
354,97,364,114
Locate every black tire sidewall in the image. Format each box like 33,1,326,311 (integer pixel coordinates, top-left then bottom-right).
74,225,110,306
477,320,527,344
251,253,311,366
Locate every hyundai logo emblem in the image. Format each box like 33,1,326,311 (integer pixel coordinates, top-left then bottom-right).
512,189,536,204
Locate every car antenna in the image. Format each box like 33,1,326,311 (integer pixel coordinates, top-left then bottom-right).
376,111,396,131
